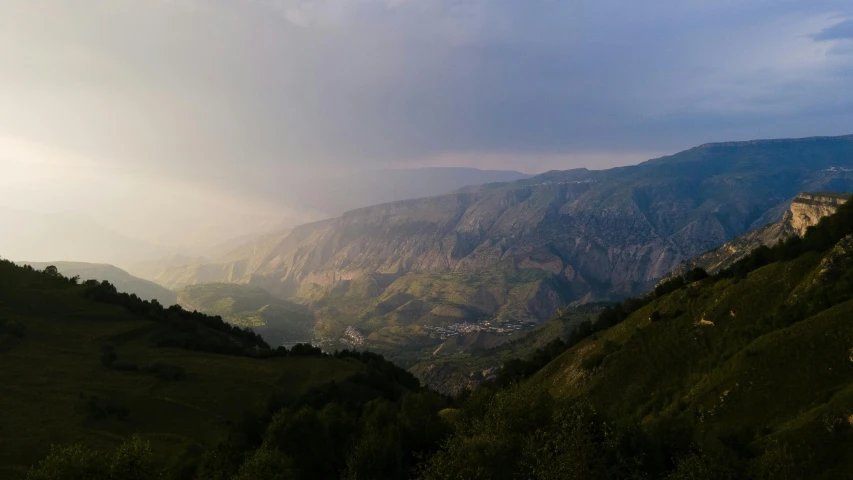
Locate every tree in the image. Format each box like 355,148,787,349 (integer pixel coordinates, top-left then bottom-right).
26,435,154,480
233,447,295,480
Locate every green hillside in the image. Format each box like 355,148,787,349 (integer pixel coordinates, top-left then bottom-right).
0,261,440,480
178,283,315,346
418,194,853,479
21,261,177,306
9,193,853,479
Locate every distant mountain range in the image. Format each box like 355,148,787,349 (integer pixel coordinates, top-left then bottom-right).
141,136,853,343
0,208,171,267
1,167,529,269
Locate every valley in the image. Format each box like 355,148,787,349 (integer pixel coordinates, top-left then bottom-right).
8,3,853,477
7,181,853,479
126,135,853,389
13,137,853,396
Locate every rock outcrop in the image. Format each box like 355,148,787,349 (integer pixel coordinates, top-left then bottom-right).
816,234,853,285
675,192,850,275
790,193,849,236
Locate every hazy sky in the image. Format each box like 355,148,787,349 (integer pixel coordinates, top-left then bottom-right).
2,0,853,252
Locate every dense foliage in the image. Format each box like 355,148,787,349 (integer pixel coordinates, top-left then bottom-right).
26,436,156,480
189,352,448,480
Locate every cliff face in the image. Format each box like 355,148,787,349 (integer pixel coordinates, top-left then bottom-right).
148,135,853,342
789,193,849,236
675,192,850,275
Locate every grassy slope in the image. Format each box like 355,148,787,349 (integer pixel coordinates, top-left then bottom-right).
531,248,853,475
0,264,362,479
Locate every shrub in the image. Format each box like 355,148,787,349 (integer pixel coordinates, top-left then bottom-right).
684,267,709,284
25,443,107,480
108,435,155,480
26,435,155,480
232,447,294,480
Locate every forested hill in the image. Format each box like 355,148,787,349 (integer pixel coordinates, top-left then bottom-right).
20,261,178,306
0,260,443,480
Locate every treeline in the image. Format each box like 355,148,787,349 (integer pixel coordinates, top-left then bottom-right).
81,278,270,352
26,341,447,480
9,261,339,359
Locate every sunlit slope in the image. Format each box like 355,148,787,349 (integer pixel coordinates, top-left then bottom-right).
531,232,853,475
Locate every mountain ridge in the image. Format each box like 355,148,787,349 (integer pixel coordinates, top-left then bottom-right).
673,191,849,276
141,135,853,352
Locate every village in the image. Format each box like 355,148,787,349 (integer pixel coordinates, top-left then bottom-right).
422,320,536,340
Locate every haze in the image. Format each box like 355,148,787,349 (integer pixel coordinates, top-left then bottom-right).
2,0,853,265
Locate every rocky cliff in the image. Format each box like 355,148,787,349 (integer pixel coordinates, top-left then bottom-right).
674,192,850,275
789,192,849,235
147,135,853,346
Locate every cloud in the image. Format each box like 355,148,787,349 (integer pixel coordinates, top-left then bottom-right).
1,0,852,227
813,18,853,41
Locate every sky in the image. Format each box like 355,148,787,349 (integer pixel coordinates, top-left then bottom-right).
1,0,853,255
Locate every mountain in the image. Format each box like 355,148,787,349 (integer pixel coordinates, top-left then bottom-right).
0,207,170,267
145,228,294,290
417,194,853,479
177,283,314,346
19,261,177,306
125,253,209,283
413,190,850,394
672,191,849,275
9,187,853,479
143,135,853,353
